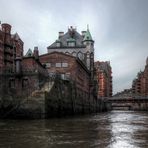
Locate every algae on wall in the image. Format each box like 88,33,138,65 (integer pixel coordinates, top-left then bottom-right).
45,77,106,117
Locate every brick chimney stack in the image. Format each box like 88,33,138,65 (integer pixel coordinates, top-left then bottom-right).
33,46,39,60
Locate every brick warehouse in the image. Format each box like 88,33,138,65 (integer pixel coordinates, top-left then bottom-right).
0,23,111,118
47,26,95,81
95,61,112,98
0,23,112,100
39,52,91,95
26,25,97,97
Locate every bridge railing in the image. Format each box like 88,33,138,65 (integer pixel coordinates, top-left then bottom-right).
133,96,148,100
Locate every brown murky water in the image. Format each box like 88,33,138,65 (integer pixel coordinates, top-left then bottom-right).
0,111,148,148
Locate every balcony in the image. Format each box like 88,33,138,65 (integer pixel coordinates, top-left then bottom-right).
4,42,13,48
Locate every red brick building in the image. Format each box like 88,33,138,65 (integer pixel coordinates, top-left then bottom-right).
0,23,47,97
39,52,90,94
95,61,112,98
0,23,23,72
0,23,110,117
132,57,148,96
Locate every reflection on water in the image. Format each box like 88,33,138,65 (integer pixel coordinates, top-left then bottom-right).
0,111,148,148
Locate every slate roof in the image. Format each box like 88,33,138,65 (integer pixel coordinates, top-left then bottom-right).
48,27,93,49
11,32,23,43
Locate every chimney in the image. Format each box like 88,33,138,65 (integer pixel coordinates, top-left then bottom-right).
59,31,64,38
1,23,11,34
33,46,39,60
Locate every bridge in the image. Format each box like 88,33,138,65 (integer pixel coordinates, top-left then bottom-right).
107,96,148,110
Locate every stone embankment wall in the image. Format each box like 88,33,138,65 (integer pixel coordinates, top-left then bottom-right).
45,78,109,117
0,77,110,118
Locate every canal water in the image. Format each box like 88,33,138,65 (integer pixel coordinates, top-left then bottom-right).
0,111,148,148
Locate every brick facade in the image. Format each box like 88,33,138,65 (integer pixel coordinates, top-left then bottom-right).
132,57,148,96
47,26,94,78
95,61,112,97
0,23,23,72
0,23,47,98
39,52,90,93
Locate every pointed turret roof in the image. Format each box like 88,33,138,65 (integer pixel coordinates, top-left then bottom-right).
83,26,93,41
25,49,33,57
13,32,21,40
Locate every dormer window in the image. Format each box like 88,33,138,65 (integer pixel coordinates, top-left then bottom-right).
68,42,75,47
67,38,76,47
56,40,61,47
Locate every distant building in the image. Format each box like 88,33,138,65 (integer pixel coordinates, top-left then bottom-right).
132,57,148,96
113,89,132,97
95,61,112,98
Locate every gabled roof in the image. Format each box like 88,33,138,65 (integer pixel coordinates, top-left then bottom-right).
12,32,21,40
40,51,75,59
14,33,20,40
11,32,23,43
25,49,33,57
48,27,85,49
39,51,90,74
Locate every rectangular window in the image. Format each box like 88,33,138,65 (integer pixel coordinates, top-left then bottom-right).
62,62,68,67
56,63,61,67
46,63,51,68
51,63,55,67
68,42,75,47
56,42,61,47
9,79,15,88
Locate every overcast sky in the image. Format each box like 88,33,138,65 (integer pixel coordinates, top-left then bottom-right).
0,0,148,94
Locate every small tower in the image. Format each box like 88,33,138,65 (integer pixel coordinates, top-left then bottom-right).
1,23,11,34
83,25,94,73
1,23,11,45
83,25,94,50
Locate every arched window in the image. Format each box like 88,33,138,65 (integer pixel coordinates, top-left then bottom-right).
77,52,84,60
